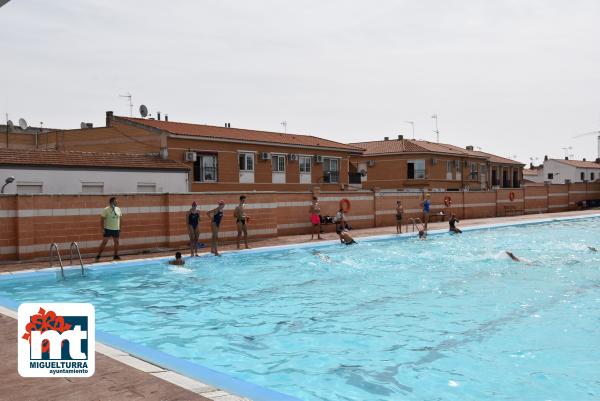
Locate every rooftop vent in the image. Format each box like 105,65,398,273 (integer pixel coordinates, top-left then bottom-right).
583,158,586,161
165,114,168,122
544,155,548,161
565,156,569,160
596,158,600,164
398,135,403,140
225,123,231,128
157,111,161,121
466,145,474,151
384,136,389,141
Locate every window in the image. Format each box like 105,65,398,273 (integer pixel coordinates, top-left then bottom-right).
407,160,425,179
81,182,104,194
446,161,453,180
580,172,585,181
323,157,340,183
470,162,478,180
137,183,156,192
193,154,217,182
272,155,286,172
300,156,312,173
238,153,254,171
16,182,43,194
591,172,595,181
547,173,554,179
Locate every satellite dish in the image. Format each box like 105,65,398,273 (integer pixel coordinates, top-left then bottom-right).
18,118,28,130
7,120,14,131
139,105,148,118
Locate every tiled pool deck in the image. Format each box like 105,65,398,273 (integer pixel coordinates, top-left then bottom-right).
0,209,597,401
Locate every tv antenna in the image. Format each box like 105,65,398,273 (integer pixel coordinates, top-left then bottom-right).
404,121,415,139
431,114,439,143
573,129,600,160
139,104,148,118
281,121,287,133
119,92,133,117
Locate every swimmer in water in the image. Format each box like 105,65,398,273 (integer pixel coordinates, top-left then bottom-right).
312,250,333,263
506,251,520,262
339,229,357,245
169,251,185,266
588,246,598,252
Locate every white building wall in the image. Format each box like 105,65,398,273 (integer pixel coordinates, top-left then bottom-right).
0,167,189,194
542,160,600,184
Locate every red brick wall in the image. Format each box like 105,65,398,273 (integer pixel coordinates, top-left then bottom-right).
1,182,599,262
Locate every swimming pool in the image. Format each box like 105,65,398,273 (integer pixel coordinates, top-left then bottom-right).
1,215,599,401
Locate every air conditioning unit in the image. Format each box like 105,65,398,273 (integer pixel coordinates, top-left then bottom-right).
261,152,272,161
367,160,375,167
184,151,197,162
431,158,438,165
314,155,323,163
288,153,298,161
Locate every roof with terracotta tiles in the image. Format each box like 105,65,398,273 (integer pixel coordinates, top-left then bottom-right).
0,148,190,170
349,138,523,165
551,158,600,169
523,169,542,176
118,117,364,153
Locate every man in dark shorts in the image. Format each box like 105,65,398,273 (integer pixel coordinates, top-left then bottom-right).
96,197,123,261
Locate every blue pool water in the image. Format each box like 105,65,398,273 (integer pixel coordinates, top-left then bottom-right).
1,216,599,401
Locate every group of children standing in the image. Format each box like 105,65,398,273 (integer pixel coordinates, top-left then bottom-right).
395,193,462,240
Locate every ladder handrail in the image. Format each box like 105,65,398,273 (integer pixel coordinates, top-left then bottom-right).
69,242,85,276
407,217,422,232
50,243,65,279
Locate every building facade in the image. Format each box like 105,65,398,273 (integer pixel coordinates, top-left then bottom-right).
35,112,363,192
0,148,189,194
542,158,600,184
349,136,524,191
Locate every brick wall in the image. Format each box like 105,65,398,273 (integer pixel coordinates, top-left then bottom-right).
1,182,599,262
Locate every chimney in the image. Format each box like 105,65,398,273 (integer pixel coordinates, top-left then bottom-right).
398,134,403,140
530,162,534,169
466,145,474,151
165,114,168,122
157,112,161,121
544,155,548,161
565,156,569,160
384,136,389,141
583,158,586,161
105,111,113,127
596,158,600,164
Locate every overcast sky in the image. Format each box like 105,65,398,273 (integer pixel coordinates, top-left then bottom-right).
1,0,599,163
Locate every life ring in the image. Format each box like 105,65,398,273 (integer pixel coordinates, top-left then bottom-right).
509,191,515,202
444,196,452,207
340,198,351,212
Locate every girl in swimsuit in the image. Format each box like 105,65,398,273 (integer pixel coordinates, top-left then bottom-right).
187,201,201,256
207,200,225,256
395,200,403,234
309,196,322,240
234,195,250,249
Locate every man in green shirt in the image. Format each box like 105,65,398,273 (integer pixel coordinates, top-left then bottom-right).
95,197,123,261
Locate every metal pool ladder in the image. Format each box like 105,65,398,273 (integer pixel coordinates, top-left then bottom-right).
50,242,85,279
407,217,422,232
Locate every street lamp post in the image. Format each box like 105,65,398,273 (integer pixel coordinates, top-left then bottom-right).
1,176,15,194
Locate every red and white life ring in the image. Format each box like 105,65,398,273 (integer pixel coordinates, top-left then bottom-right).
444,196,452,207
339,198,351,212
509,191,515,202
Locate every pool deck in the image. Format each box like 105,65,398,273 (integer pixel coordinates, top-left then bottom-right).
0,209,597,401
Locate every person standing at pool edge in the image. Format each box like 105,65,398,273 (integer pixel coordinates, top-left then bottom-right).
309,196,322,240
420,193,431,231
187,201,200,256
234,195,250,249
396,200,404,234
207,200,225,256
96,197,123,261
